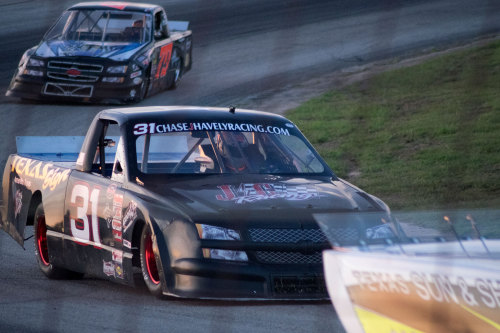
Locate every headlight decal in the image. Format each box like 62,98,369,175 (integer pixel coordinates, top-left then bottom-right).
28,58,45,67
107,65,128,74
196,224,248,261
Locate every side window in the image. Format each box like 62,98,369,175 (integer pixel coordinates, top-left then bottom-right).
92,121,121,178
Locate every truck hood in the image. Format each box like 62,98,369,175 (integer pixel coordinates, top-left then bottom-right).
35,40,145,61
143,175,385,223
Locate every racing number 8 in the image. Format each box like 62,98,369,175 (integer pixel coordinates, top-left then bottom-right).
70,184,101,245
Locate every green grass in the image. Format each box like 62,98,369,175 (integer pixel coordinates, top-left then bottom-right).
288,40,500,210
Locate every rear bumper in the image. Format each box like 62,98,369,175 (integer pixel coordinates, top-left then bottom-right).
168,258,328,300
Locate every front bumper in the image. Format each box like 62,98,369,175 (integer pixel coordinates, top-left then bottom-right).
169,257,328,300
6,75,142,104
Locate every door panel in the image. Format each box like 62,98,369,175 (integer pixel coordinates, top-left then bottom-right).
150,40,173,93
63,171,125,279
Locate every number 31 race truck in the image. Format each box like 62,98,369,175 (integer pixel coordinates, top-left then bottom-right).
1,106,393,299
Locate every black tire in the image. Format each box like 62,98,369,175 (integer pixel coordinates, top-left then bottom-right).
140,224,163,297
34,203,81,279
168,48,182,90
132,70,150,103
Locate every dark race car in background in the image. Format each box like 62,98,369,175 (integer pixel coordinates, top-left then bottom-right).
6,2,192,103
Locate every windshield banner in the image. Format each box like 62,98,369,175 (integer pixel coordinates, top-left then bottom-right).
323,250,500,333
133,122,292,136
36,40,142,59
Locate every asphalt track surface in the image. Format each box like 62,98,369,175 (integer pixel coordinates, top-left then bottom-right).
0,0,499,332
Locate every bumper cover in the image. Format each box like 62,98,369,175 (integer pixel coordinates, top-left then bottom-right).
167,257,328,300
6,75,142,104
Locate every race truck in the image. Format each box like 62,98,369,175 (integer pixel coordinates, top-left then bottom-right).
0,106,392,299
5,2,192,103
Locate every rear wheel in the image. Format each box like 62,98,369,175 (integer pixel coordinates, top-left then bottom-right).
34,203,81,279
140,224,163,297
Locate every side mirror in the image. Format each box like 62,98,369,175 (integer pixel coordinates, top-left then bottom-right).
154,30,163,40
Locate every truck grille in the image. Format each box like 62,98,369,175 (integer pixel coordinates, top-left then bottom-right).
48,61,103,72
248,228,327,264
255,251,322,264
249,228,327,243
47,72,99,83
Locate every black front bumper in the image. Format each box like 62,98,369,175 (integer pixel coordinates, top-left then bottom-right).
169,257,328,300
6,75,141,104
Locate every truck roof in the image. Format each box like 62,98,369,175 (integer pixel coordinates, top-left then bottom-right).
70,1,160,13
97,106,291,126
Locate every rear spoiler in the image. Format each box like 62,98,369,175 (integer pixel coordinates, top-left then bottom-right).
169,20,190,32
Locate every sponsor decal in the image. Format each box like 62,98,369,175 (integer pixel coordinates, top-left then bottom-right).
123,239,132,249
103,260,124,279
216,183,319,204
41,40,142,59
103,260,115,277
112,193,124,243
14,190,23,218
112,250,123,264
11,157,70,191
115,263,124,279
113,229,122,243
104,184,118,228
112,220,122,231
14,176,32,190
122,201,137,233
133,122,291,136
324,251,500,333
104,206,113,228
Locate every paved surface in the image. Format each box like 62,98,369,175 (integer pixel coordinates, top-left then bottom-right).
0,0,499,332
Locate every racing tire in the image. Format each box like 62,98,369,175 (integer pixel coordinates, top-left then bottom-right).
140,224,163,297
34,203,81,279
168,48,183,90
133,69,151,103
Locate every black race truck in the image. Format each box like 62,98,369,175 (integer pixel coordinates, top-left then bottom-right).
1,106,393,299
6,2,192,103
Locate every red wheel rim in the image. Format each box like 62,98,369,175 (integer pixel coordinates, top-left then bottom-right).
36,215,50,266
145,231,160,284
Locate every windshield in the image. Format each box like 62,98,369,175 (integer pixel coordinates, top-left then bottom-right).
44,9,152,44
133,126,326,175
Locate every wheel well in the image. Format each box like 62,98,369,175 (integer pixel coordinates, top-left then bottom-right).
27,191,42,226
131,219,145,267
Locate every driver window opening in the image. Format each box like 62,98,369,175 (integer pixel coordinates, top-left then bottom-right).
92,121,121,178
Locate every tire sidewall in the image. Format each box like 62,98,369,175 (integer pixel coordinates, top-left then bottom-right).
140,224,163,297
34,203,60,278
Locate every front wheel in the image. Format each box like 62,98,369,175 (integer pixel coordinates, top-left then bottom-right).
140,224,163,297
34,203,81,279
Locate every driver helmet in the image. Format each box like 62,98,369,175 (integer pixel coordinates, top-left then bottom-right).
215,131,249,172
